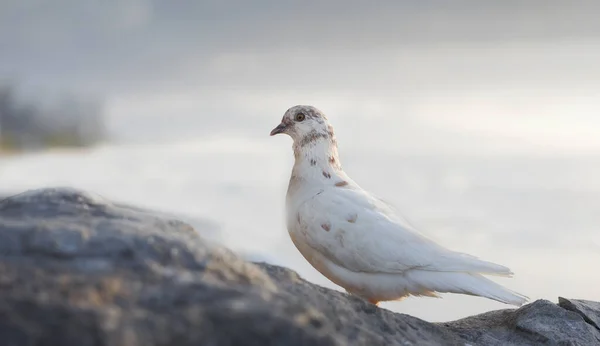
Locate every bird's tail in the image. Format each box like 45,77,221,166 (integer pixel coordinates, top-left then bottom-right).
406,270,528,306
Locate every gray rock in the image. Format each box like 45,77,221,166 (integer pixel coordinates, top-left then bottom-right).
0,187,598,346
444,299,600,345
559,297,600,331
256,263,464,345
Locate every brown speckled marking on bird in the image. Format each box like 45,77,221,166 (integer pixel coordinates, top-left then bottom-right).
321,223,331,232
329,156,341,170
322,171,331,179
310,159,317,166
296,213,301,224
335,181,348,187
347,213,358,223
327,124,338,146
298,130,329,148
327,124,335,137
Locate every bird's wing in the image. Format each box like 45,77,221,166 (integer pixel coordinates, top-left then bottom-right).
295,187,512,275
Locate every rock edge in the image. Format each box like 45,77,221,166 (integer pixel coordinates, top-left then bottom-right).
0,187,598,346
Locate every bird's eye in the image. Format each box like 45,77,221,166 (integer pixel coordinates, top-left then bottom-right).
295,113,306,122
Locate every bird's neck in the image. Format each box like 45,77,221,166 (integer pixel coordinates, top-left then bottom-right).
291,136,343,183
286,133,350,205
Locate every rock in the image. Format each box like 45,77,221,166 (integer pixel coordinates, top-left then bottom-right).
256,263,464,345
0,187,599,346
444,299,600,345
559,297,600,331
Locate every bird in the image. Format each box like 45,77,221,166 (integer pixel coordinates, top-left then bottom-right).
269,105,528,306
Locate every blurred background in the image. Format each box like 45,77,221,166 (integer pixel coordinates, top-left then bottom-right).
1,0,600,322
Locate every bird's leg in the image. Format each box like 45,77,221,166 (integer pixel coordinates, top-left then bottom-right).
367,298,380,306
348,290,380,307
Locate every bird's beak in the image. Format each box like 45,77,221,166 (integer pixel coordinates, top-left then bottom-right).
270,122,287,136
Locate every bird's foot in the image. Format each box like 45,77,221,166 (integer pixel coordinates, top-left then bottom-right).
367,298,380,306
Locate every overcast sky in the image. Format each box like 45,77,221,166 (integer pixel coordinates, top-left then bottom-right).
2,1,600,152
2,1,600,91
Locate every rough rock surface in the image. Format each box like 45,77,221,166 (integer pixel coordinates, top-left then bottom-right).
0,188,598,346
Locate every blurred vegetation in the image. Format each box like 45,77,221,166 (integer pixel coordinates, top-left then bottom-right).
0,83,106,153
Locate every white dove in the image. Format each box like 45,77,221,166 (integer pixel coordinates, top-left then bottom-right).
270,105,528,306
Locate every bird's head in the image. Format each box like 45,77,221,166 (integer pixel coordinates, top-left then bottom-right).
270,105,333,145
